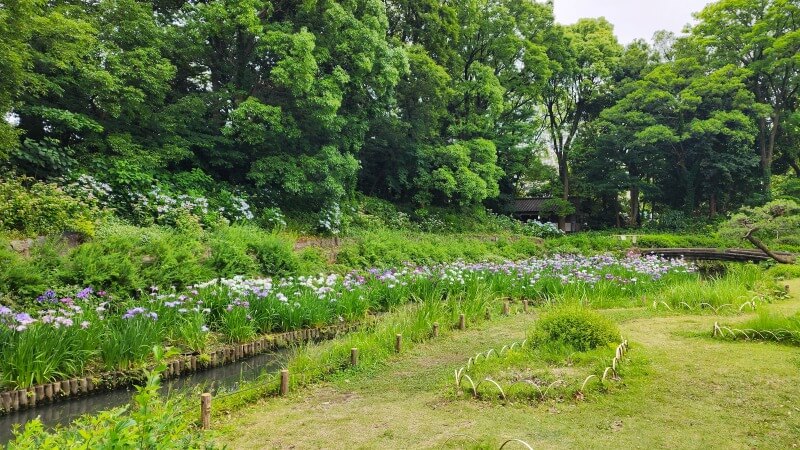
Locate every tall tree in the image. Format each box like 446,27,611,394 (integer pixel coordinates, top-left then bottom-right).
593,57,761,219
692,0,800,191
0,0,37,157
367,0,553,207
172,0,406,209
542,18,621,229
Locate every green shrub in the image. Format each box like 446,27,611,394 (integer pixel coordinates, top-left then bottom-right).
528,306,620,351
719,199,800,252
335,229,533,268
0,175,97,237
0,241,46,300
207,225,298,278
766,263,800,280
59,222,210,296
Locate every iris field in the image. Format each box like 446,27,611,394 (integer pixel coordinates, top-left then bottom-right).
0,254,708,390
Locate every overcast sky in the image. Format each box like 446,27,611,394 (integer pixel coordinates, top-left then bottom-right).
553,0,713,44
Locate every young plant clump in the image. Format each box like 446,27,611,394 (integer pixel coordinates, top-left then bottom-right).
528,306,620,352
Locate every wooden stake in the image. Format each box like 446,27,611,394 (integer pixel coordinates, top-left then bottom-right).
34,384,45,402
69,379,78,395
350,348,359,366
1,392,11,412
200,393,211,430
459,314,466,330
11,390,19,410
432,322,440,338
523,299,529,313
27,387,35,407
44,383,53,400
395,334,402,353
17,390,27,408
280,370,289,396
503,301,510,316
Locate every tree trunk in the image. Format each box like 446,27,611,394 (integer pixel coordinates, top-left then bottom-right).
709,192,717,217
789,158,800,177
629,185,639,228
758,113,779,192
744,228,795,264
558,153,569,231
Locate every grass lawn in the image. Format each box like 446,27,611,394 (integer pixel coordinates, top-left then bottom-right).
213,279,800,449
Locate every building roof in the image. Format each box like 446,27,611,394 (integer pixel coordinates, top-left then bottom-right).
513,197,580,214
514,197,550,213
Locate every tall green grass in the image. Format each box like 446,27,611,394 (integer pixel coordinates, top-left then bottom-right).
657,264,781,312
718,310,800,345
0,323,97,387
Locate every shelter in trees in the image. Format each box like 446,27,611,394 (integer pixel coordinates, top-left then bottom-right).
512,197,581,232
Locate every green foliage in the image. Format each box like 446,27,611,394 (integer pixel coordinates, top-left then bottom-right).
528,306,620,351
0,319,97,388
413,139,503,206
541,198,576,219
207,225,298,278
642,209,714,233
692,0,800,188
765,264,800,280
335,229,541,269
719,199,800,250
60,223,211,296
657,263,778,311
772,175,800,200
0,176,97,237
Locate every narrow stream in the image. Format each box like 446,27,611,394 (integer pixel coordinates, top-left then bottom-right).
0,349,291,443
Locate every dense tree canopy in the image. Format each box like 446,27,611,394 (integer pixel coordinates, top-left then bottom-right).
1,0,798,229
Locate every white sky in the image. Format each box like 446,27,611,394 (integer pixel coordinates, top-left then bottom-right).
553,0,713,44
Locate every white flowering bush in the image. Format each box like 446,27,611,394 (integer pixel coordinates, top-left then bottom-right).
259,207,287,231
318,202,344,235
58,174,256,228
522,220,564,238
414,209,446,232
62,174,113,209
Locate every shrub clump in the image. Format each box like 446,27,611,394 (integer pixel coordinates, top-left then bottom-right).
0,175,97,237
529,306,620,351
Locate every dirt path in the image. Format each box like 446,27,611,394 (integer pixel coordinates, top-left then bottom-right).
215,280,800,449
